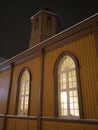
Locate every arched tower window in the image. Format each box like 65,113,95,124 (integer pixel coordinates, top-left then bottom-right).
34,17,39,30
54,52,83,118
17,68,30,116
47,16,52,29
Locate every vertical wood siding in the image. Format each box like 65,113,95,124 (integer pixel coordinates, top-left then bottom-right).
8,57,41,116
0,118,3,130
0,70,11,114
6,118,37,130
42,121,98,130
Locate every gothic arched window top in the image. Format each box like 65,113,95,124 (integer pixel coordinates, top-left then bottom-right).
58,55,76,72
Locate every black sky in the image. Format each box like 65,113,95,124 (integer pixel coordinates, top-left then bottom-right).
0,0,98,59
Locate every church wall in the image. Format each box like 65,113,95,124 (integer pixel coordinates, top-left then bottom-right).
43,33,98,119
0,117,3,130
30,36,41,46
6,118,37,130
29,13,43,47
8,57,41,116
42,120,98,130
0,69,11,114
42,13,58,35
0,19,98,129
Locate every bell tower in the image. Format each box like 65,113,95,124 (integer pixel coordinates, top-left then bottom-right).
29,9,60,48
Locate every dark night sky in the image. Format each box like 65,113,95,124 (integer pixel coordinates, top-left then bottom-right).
0,0,98,59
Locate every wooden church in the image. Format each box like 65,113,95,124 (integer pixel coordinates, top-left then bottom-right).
0,9,98,130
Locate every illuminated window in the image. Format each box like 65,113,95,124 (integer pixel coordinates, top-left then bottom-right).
18,68,30,116
54,53,83,118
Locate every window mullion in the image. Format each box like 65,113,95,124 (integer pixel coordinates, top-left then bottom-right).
66,70,70,117
23,80,26,114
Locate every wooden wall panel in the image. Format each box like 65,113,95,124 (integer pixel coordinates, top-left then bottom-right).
6,118,37,130
8,57,41,116
0,117,3,130
43,33,98,119
42,121,98,130
29,57,41,116
43,51,56,116
42,121,83,130
0,70,10,114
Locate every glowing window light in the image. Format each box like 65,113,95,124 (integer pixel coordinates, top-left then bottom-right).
58,56,80,118
18,69,30,115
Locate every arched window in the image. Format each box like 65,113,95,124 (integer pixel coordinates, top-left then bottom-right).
47,16,52,29
17,68,30,116
54,52,83,118
34,17,39,30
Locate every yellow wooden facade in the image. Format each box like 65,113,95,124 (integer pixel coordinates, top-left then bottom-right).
0,10,98,130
